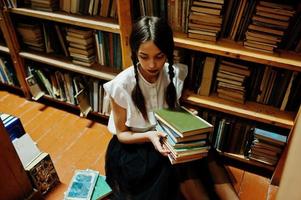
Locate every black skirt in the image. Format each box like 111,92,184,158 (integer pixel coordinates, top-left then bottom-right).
105,135,180,200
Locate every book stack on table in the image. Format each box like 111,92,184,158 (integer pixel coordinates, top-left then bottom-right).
155,107,214,164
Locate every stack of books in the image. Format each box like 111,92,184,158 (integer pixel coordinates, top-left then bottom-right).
188,0,224,42
216,60,251,104
65,169,112,200
248,128,287,166
30,0,59,11
16,23,45,52
155,107,213,164
12,133,60,195
244,1,295,53
66,27,96,67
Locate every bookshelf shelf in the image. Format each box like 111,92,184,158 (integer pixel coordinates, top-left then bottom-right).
182,90,295,129
0,44,9,53
9,8,120,33
19,51,117,81
220,152,275,171
174,32,301,72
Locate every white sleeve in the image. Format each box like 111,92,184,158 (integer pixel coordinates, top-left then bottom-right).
103,80,130,109
174,63,188,100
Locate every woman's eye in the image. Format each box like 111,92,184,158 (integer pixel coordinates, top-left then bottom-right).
156,55,165,59
139,56,148,60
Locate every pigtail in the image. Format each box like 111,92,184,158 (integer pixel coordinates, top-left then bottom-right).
166,59,177,109
131,55,148,120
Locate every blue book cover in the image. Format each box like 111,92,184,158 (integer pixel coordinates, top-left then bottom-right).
254,128,287,144
2,114,25,141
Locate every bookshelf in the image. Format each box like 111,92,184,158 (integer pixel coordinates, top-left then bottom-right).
131,0,301,181
0,0,300,185
0,0,132,117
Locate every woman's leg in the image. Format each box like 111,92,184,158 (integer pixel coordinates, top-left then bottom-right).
207,150,239,200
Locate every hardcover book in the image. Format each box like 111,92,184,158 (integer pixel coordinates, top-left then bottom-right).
154,106,213,137
65,169,99,200
91,175,112,200
25,152,60,195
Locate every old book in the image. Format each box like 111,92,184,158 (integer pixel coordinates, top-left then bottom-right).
25,152,60,195
254,128,287,146
191,6,222,16
248,24,284,36
65,169,98,200
154,106,213,138
26,75,45,100
91,175,112,200
75,89,92,117
192,1,223,9
188,32,217,42
198,56,216,96
156,120,208,143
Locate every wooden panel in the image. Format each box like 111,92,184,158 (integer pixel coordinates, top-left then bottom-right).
182,91,295,129
174,32,301,71
0,8,30,98
19,52,117,81
117,0,132,68
0,121,33,200
276,109,301,200
9,8,120,33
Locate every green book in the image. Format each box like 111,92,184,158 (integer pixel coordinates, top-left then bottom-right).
154,106,213,138
91,175,112,200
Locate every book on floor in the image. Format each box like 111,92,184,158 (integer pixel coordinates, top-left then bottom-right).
91,175,112,200
64,169,99,200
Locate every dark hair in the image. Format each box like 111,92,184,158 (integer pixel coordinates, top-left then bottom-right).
130,16,176,120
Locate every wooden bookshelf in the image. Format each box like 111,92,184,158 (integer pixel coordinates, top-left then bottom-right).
19,51,117,81
174,32,301,72
9,8,120,33
182,90,295,129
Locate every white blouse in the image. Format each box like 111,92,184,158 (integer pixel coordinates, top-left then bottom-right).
103,63,188,134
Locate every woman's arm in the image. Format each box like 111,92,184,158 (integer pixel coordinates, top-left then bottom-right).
110,98,170,156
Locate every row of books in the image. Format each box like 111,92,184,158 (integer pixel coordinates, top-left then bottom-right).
4,0,118,18
25,65,111,117
197,108,288,166
155,106,213,164
180,50,301,112
0,56,19,86
16,21,122,69
133,0,301,53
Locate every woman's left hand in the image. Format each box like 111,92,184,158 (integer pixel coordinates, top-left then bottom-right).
148,131,170,156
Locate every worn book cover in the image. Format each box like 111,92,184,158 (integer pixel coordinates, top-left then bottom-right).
65,169,99,200
154,106,213,137
25,152,60,195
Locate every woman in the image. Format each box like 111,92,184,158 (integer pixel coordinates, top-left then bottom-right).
103,16,238,200
103,16,185,199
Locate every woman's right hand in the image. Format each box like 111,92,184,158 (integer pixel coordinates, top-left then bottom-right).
148,131,170,157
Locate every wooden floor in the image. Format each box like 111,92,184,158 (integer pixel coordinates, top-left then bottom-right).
0,90,279,200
